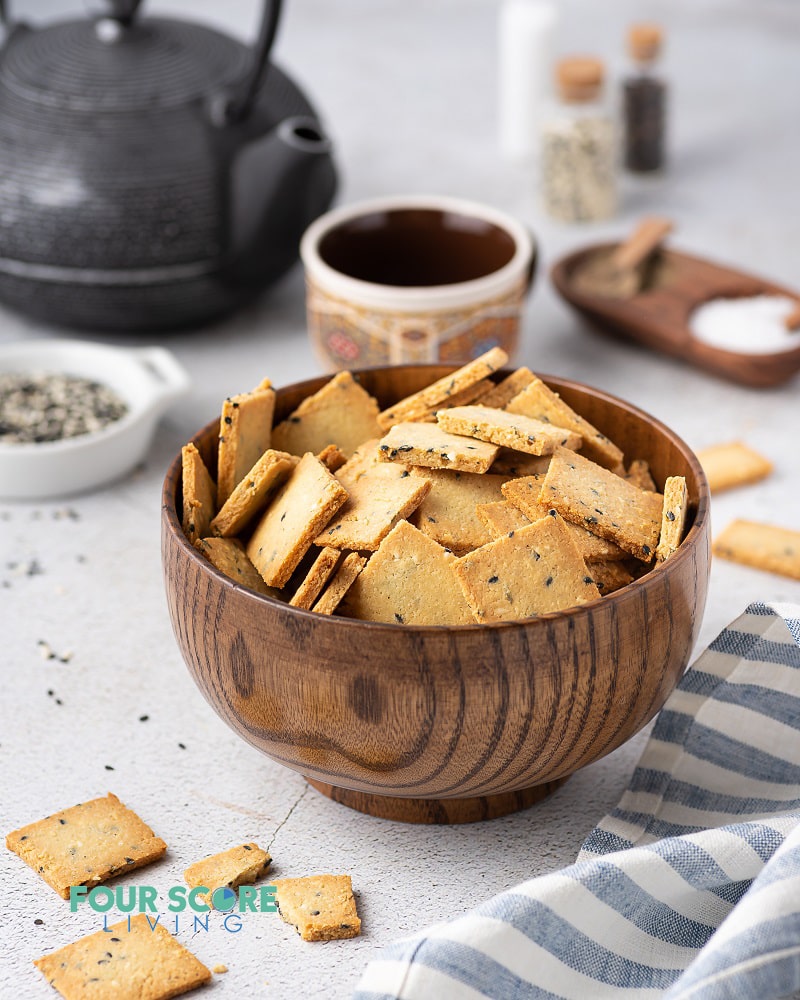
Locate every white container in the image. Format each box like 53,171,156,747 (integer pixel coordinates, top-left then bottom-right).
0,340,191,500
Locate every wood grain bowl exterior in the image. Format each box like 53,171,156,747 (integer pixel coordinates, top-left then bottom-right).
162,367,711,823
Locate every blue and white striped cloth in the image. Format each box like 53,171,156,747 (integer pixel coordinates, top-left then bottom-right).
355,602,800,1000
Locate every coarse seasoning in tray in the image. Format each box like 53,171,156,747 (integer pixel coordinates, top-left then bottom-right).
184,349,690,625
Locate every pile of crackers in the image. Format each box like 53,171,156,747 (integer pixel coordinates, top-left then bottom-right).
184,348,690,625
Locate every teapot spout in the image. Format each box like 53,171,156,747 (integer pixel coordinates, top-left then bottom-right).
229,115,337,283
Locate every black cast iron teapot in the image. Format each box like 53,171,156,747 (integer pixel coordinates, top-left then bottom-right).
0,0,337,331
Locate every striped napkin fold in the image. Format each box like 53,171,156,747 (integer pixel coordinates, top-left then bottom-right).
355,602,800,1000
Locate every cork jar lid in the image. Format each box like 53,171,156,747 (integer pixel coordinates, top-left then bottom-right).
556,57,605,103
628,23,663,63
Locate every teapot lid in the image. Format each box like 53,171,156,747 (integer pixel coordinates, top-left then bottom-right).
0,14,249,112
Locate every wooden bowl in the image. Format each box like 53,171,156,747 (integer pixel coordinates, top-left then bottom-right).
161,366,711,824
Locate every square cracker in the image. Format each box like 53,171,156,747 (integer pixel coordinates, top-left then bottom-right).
479,367,535,409
210,449,297,537
274,874,361,942
195,538,281,598
377,422,498,474
290,547,342,609
475,500,532,538
181,443,216,545
506,377,623,469
314,449,432,551
377,346,508,429
410,470,508,554
625,459,657,492
341,519,473,625
312,552,367,615
454,514,601,623
271,371,382,458
697,441,773,494
712,520,800,580
5,793,166,900
217,378,275,505
437,405,582,456
34,914,210,1000
246,454,349,588
502,475,627,562
540,448,663,562
184,843,271,908
656,476,688,563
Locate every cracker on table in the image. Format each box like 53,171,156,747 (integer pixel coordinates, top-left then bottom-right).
416,377,495,421
312,553,367,615
540,448,663,562
437,405,582,456
656,476,688,563
313,449,432,551
217,378,275,505
34,914,210,1000
289,547,342,609
377,346,508,429
454,513,601,623
378,421,498,474
587,559,635,595
195,538,282,598
181,443,216,545
697,441,773,494
317,444,348,472
410,470,508,554
501,475,628,562
490,449,552,478
341,519,473,625
625,459,657,492
6,793,166,900
274,874,361,942
712,520,800,580
210,449,297,537
272,371,382,458
506,377,623,469
246,454,349,588
475,500,532,539
479,367,535,409
184,843,271,908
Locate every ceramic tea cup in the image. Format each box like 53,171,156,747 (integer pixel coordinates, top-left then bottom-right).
300,195,535,369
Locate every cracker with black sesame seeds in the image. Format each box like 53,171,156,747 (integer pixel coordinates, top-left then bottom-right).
217,377,275,505
377,346,508,429
377,421,498,474
312,553,367,615
410,469,508,554
289,547,342,609
625,458,657,492
587,559,635,595
454,514,601,622
246,454,349,588
479,367,536,409
184,843,271,908
501,475,628,562
505,377,623,469
5,793,167,900
696,441,773,494
274,874,361,942
656,476,688,563
490,449,552,478
475,500,533,538
340,519,473,625
540,448,663,562
195,538,282,598
34,914,210,1000
437,405,582,456
210,449,297,537
313,448,432,551
181,443,216,545
271,371,382,458
712,520,800,580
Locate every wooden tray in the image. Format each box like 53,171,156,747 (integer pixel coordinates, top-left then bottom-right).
551,244,800,388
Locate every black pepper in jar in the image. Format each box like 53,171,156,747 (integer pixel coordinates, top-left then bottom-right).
0,373,128,444
623,24,667,173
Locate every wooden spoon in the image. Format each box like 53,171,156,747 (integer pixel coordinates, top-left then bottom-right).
569,217,673,300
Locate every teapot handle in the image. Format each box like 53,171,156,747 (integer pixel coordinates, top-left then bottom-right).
210,0,284,126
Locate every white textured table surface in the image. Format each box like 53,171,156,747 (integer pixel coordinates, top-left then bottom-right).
2,1,800,997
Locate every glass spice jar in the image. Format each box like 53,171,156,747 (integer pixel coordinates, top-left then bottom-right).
541,57,617,223
623,24,667,172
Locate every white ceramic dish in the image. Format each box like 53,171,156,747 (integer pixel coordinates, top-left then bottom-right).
0,339,191,500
